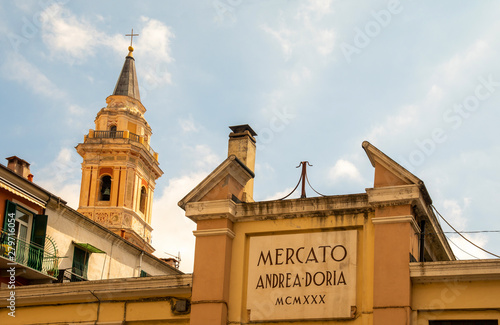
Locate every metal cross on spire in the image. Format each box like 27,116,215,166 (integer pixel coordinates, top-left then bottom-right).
126,28,139,47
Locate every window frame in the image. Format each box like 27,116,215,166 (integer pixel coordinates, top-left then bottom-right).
98,175,112,202
139,186,147,214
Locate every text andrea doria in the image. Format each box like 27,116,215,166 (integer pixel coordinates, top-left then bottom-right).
254,244,349,290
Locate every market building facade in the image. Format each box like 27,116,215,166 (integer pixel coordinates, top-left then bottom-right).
1,44,500,324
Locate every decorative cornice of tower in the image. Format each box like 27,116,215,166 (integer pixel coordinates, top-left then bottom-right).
112,46,141,101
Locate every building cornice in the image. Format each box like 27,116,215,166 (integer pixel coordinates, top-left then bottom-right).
193,228,236,239
0,274,192,306
366,185,421,207
410,260,500,283
372,215,420,233
75,140,163,179
184,194,372,223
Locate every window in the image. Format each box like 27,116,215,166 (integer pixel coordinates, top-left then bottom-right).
430,321,498,325
2,200,48,271
99,175,112,201
14,205,33,265
140,270,150,277
139,186,147,214
71,246,90,281
109,125,117,138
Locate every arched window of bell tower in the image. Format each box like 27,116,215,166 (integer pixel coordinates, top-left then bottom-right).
99,175,112,201
139,186,147,214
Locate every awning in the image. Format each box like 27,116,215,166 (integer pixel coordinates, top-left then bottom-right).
0,181,46,208
73,242,106,254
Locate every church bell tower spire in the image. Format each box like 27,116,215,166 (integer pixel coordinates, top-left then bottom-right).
76,41,163,253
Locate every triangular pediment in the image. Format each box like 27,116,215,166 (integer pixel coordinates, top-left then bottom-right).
178,155,254,210
362,141,432,204
363,141,422,185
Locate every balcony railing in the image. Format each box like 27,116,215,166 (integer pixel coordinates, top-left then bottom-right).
0,230,60,278
93,130,124,139
129,132,141,142
87,130,158,159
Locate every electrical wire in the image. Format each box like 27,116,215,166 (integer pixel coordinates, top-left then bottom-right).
445,235,479,260
431,204,500,259
419,230,500,236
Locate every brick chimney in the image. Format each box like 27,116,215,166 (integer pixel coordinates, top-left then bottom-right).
6,156,33,181
228,124,257,202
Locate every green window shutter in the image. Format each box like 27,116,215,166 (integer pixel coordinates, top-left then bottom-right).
3,200,17,231
29,214,47,271
72,246,90,281
30,214,48,248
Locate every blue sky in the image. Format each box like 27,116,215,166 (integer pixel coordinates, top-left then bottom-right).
1,0,500,272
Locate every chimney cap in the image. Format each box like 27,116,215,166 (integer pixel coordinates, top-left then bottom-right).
5,156,30,166
229,124,257,137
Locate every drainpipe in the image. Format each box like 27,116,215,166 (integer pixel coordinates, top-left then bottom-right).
107,240,115,279
89,290,101,325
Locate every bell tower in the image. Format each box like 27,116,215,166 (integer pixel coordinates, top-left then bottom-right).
76,45,163,253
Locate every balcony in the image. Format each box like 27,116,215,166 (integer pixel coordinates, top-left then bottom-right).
0,230,60,282
87,130,158,160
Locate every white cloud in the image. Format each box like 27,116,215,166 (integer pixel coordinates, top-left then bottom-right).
447,233,490,260
328,159,363,183
437,198,492,260
289,66,312,85
316,29,335,56
41,4,105,63
363,36,495,146
2,53,65,100
261,22,294,61
178,114,198,133
365,104,420,144
151,172,206,273
40,6,175,89
255,162,275,175
138,16,174,63
257,1,336,129
186,144,221,170
299,0,334,19
442,198,471,231
151,141,222,272
136,16,175,87
35,147,82,209
260,0,335,62
264,187,298,201
13,0,38,12
439,39,490,85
